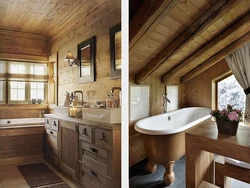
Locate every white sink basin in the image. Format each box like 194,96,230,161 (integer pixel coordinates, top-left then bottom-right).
54,106,70,116
82,108,121,124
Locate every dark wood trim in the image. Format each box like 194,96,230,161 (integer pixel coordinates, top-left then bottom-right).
110,23,121,79
162,10,250,84
134,0,242,84
181,31,250,83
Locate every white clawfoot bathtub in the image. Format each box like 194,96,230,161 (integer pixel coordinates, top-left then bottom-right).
134,107,211,185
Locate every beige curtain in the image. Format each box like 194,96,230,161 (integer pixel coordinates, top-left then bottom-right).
225,42,250,126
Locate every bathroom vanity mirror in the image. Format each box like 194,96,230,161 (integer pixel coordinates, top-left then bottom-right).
77,36,96,83
110,23,121,79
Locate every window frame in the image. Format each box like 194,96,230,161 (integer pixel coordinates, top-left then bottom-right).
0,81,6,104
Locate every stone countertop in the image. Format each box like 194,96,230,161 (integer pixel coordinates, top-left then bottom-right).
44,114,121,130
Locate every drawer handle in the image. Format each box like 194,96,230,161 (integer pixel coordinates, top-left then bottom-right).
53,121,57,127
99,132,104,140
74,125,78,132
50,131,53,135
82,128,87,135
90,146,98,153
89,170,97,177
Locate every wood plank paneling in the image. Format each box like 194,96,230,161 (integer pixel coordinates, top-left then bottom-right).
183,60,230,108
0,126,44,165
49,0,121,106
0,104,48,119
0,29,48,62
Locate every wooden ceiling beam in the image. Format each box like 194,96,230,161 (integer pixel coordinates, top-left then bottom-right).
161,10,250,84
134,0,242,84
129,0,180,51
180,32,250,83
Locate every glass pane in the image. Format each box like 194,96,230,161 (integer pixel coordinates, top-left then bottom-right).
11,89,17,100
37,90,44,99
18,82,25,89
18,89,25,100
31,90,36,99
11,81,18,88
218,75,246,111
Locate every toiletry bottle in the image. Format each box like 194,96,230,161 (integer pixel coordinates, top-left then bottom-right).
110,93,114,108
106,94,111,108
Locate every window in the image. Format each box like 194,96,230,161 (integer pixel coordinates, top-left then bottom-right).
10,81,25,101
217,75,245,111
30,82,45,100
0,61,48,104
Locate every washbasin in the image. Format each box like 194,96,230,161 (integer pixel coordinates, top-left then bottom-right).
54,106,70,116
82,108,121,124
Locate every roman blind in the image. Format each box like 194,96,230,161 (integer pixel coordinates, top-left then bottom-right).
0,61,48,82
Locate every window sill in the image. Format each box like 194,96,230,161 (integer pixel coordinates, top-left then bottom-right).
0,104,48,110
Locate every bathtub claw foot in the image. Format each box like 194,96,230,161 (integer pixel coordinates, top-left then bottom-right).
163,161,175,185
146,159,157,174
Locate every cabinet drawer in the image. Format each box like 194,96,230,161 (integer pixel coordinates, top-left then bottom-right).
45,136,57,150
82,142,108,159
82,176,99,188
79,124,92,142
45,117,51,129
82,164,109,187
82,155,107,175
45,129,58,138
95,129,112,150
51,119,59,131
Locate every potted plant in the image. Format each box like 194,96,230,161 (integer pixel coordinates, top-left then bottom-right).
210,104,243,135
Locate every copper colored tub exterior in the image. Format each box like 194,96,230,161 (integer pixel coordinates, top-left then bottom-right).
134,107,211,185
143,132,185,165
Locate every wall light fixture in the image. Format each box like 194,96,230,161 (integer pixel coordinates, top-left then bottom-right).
65,51,77,66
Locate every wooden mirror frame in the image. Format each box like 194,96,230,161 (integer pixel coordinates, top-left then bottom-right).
110,23,121,79
77,36,96,83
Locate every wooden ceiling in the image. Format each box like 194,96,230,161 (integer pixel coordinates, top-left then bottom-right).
0,0,103,41
129,0,250,84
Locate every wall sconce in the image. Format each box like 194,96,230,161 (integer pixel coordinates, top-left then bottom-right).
65,51,77,66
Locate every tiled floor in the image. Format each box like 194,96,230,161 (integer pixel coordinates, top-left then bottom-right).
129,156,250,188
0,161,81,188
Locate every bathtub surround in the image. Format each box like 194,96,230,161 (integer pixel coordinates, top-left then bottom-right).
0,124,44,165
135,107,210,185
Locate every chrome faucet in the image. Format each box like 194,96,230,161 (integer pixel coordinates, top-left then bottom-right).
73,90,83,106
161,93,170,113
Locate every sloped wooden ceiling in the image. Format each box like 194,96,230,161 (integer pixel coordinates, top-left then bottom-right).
0,0,103,41
129,0,250,84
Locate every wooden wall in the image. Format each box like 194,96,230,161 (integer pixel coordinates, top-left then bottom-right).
0,30,48,62
183,59,230,108
48,0,121,106
0,105,49,119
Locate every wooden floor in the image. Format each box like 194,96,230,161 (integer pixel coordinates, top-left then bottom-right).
0,160,82,188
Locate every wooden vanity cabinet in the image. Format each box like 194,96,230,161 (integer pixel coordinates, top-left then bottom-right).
44,118,59,167
58,120,79,181
79,124,121,188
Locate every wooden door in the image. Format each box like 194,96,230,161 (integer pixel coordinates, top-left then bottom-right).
59,120,79,180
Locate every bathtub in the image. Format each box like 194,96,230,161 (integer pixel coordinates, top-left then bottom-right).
0,118,44,128
0,118,45,165
134,107,211,185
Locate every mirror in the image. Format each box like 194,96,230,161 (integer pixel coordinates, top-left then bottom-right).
110,23,121,79
77,36,96,83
